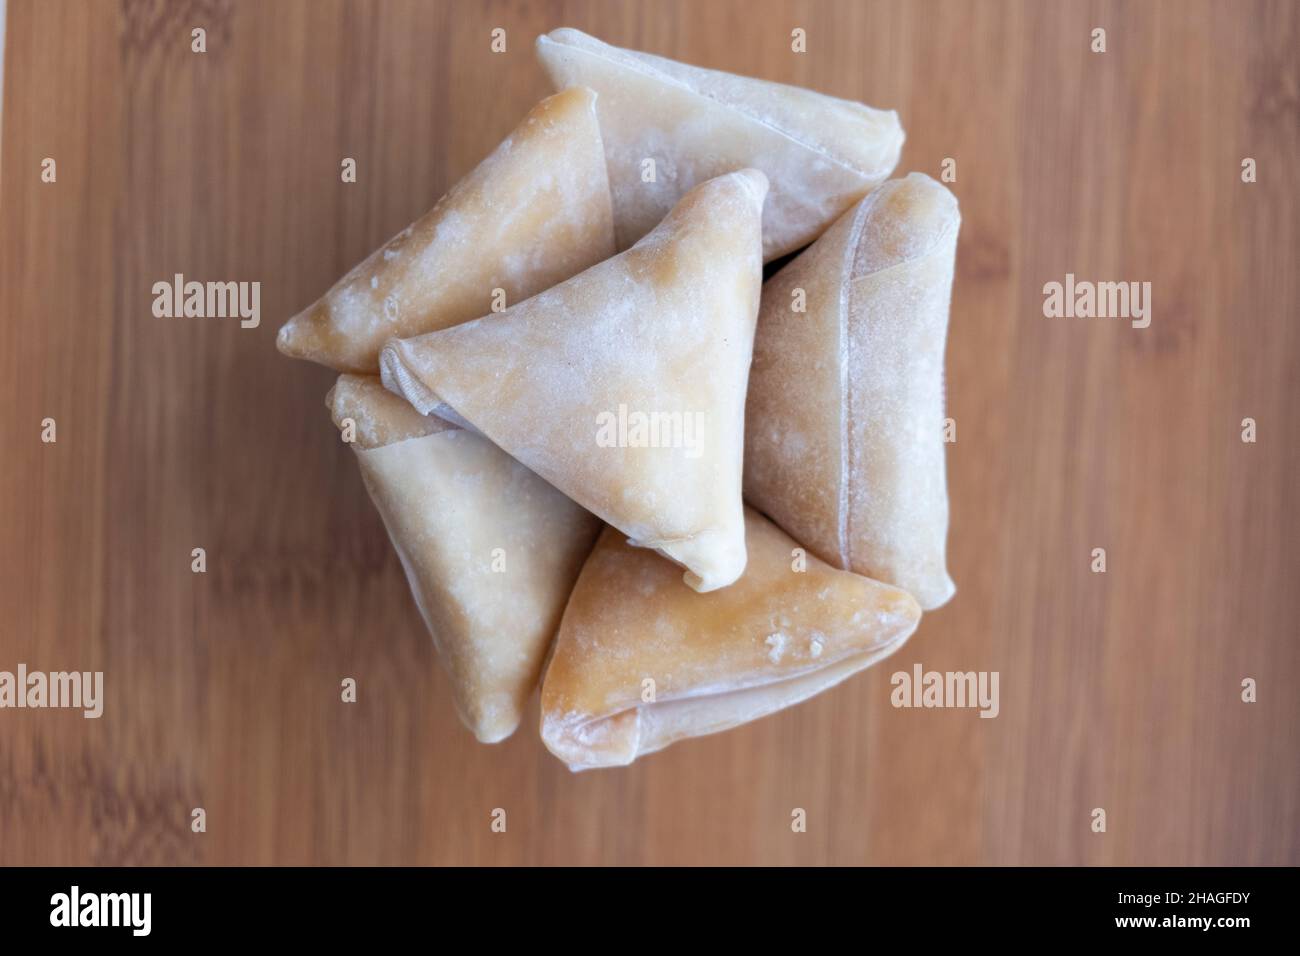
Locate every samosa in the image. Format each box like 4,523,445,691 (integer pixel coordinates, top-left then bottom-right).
380,169,767,593
536,27,903,261
279,87,616,372
328,375,601,742
540,508,921,771
745,173,959,610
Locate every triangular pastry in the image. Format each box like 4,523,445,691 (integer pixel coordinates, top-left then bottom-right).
535,27,904,261
540,508,921,770
745,173,959,610
327,374,602,743
380,169,768,593
279,87,616,372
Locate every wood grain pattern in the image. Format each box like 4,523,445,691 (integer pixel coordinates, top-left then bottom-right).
1,0,1295,865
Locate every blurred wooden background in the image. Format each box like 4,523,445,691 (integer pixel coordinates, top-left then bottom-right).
1,0,1296,865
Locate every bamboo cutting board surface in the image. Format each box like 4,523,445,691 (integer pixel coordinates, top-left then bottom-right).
1,0,1296,865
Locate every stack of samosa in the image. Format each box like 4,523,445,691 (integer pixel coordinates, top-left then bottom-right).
278,29,958,769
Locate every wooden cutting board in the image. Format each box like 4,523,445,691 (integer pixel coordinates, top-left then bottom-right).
1,0,1295,865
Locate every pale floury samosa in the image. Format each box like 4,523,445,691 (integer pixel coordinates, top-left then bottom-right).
380,170,768,594
327,375,601,743
279,87,616,372
745,173,959,610
536,27,903,261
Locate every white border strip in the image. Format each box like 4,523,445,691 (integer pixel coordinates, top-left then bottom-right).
0,0,8,181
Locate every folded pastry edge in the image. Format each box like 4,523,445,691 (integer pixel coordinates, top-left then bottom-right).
379,340,442,415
